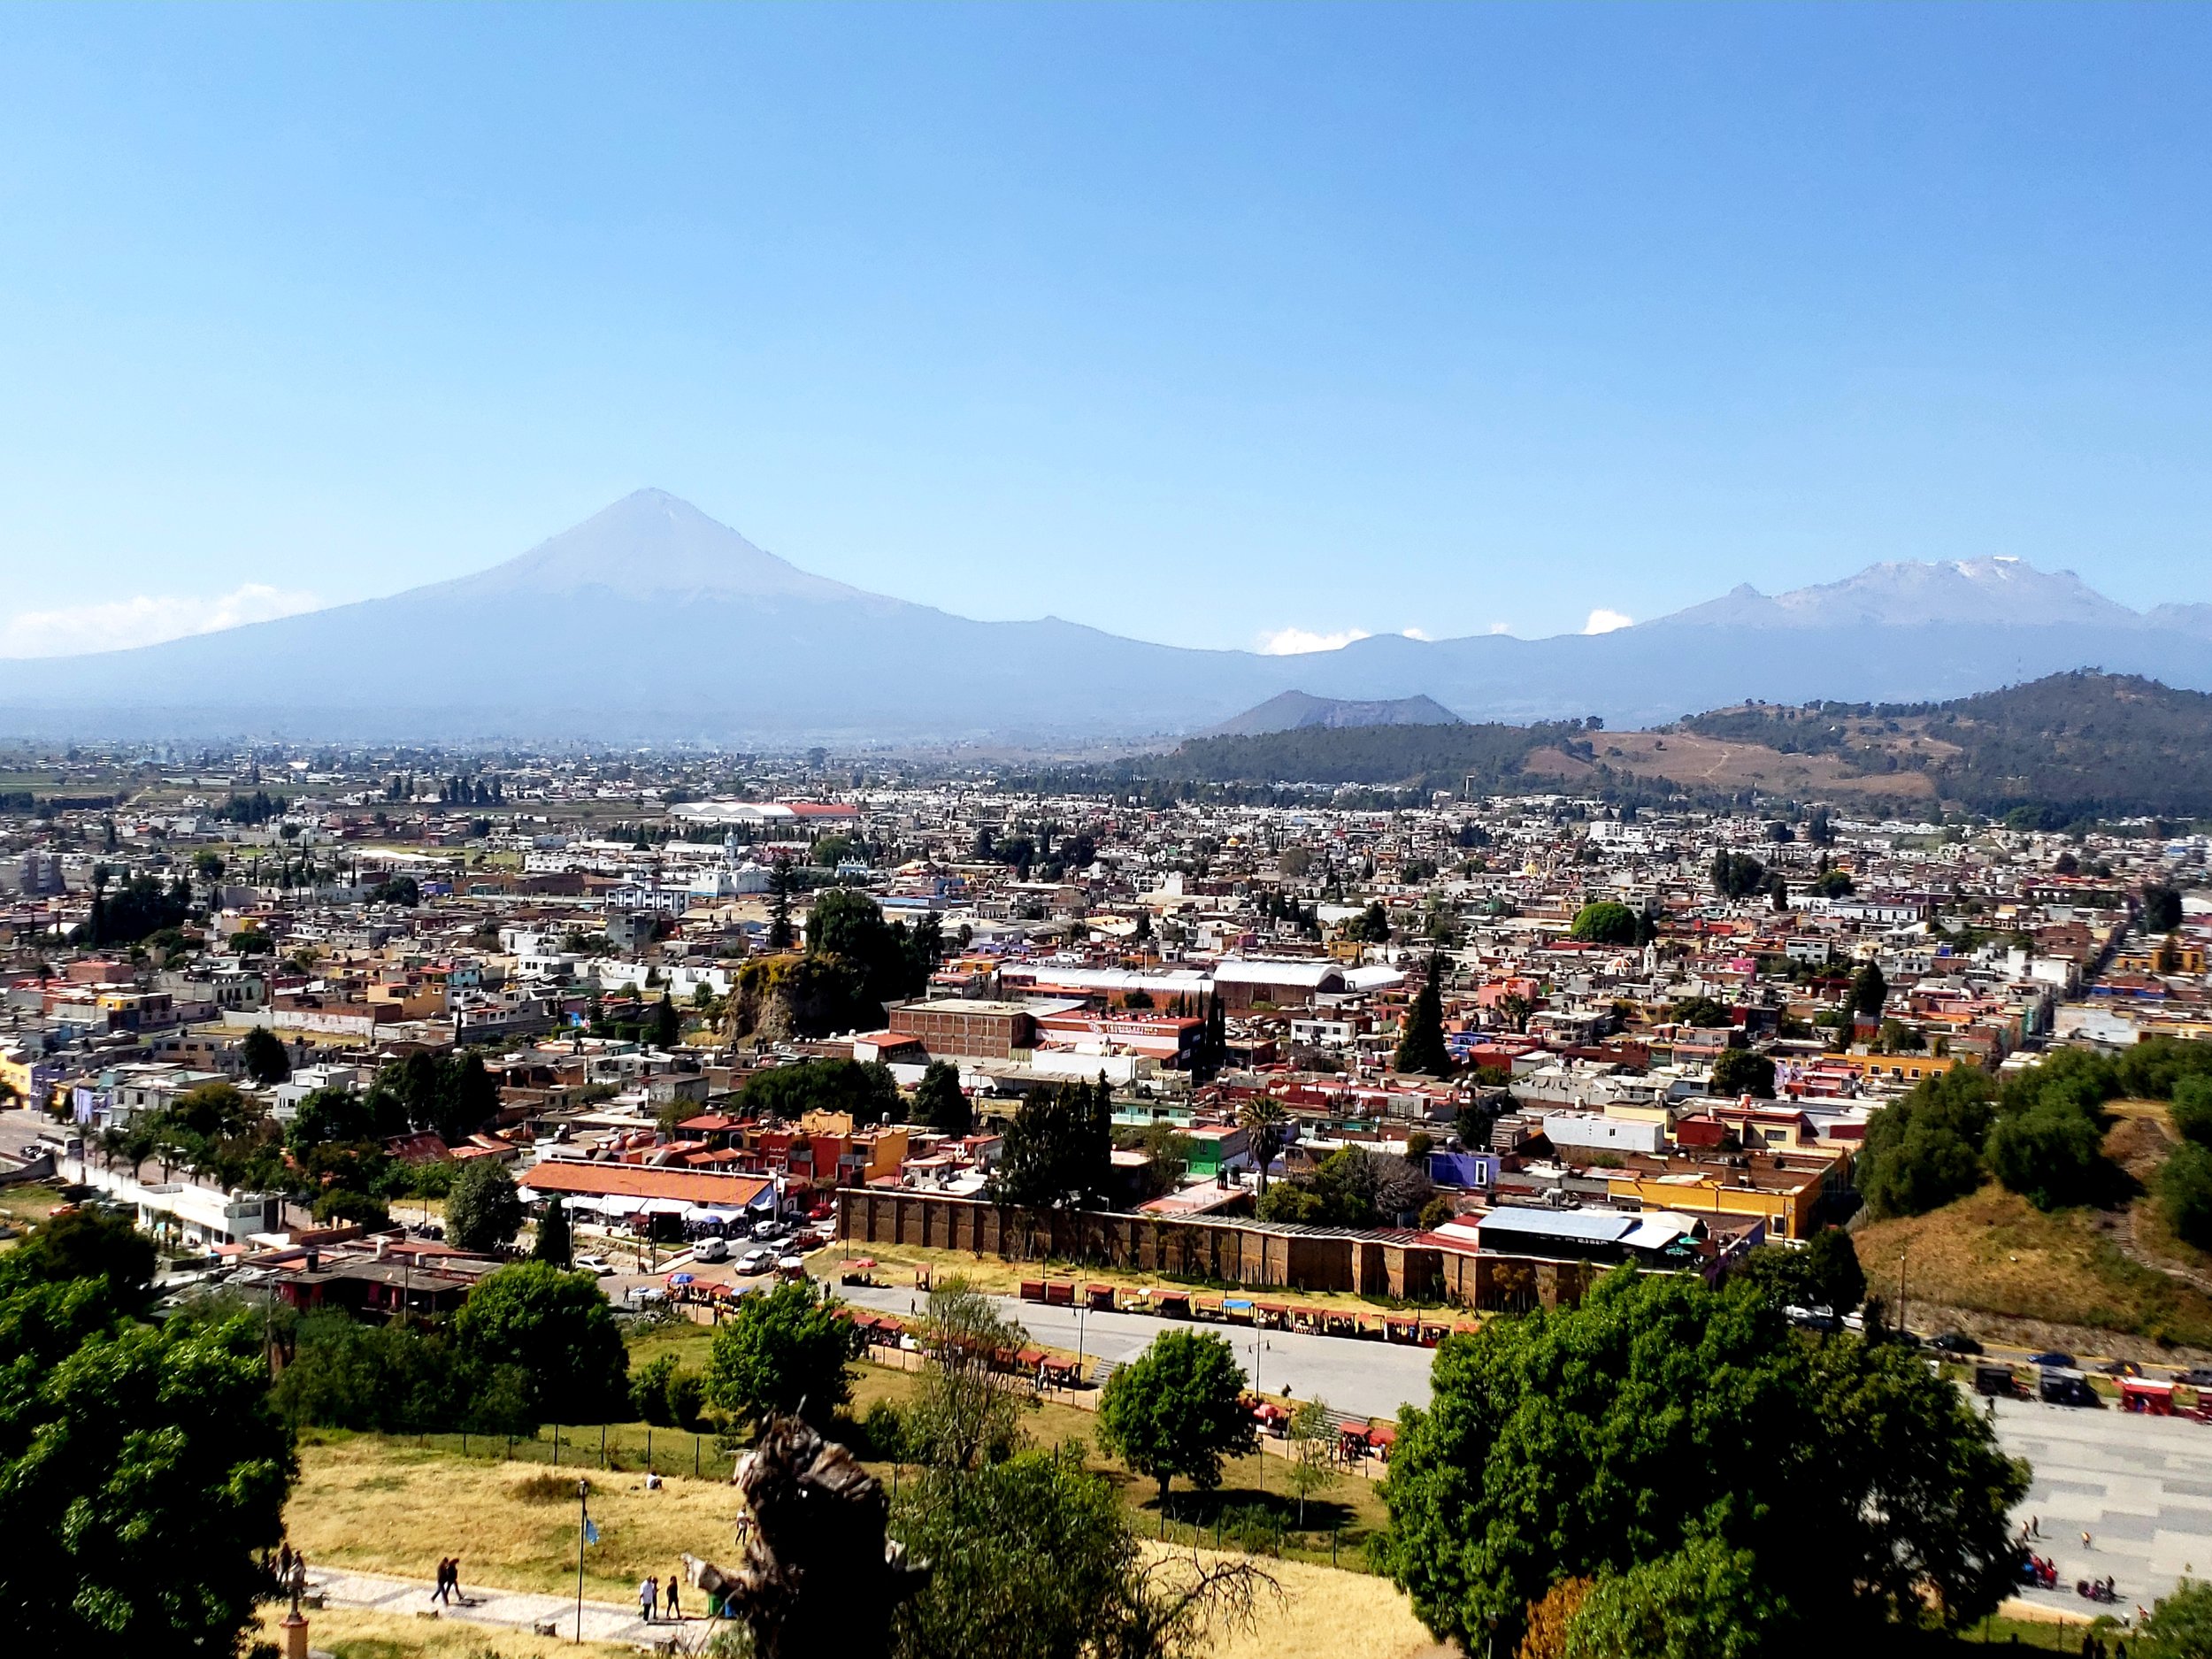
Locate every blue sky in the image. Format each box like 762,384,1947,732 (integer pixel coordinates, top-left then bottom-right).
1,4,2208,657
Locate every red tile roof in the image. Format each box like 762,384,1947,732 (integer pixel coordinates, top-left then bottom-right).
519,1162,774,1206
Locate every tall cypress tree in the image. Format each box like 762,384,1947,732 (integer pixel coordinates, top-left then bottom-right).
532,1194,572,1267
1394,954,1454,1078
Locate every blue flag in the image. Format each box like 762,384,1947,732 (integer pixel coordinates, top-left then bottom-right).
583,1516,600,1545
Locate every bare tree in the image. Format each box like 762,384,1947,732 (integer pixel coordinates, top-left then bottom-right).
908,1277,1034,1471
722,1414,929,1659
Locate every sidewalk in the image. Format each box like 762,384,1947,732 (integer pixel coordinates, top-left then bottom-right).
314,1565,718,1647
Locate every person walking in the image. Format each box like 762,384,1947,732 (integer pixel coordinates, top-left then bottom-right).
639,1574,658,1624
449,1556,463,1603
664,1572,681,1622
431,1558,448,1604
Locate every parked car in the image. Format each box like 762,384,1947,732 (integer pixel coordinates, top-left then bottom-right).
692,1237,729,1263
776,1254,807,1277
1784,1305,1840,1333
2038,1367,2101,1408
2178,1367,2212,1388
573,1255,615,1277
625,1286,667,1310
2097,1359,2143,1379
2029,1350,2077,1369
752,1219,789,1242
737,1248,776,1275
1930,1332,1984,1356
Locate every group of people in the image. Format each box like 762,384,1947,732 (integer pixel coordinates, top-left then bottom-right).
430,1557,465,1605
640,1569,687,1623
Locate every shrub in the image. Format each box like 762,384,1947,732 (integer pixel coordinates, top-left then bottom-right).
2161,1143,2212,1252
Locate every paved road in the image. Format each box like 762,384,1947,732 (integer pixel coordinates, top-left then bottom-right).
830,1279,1438,1424
837,1278,2212,1616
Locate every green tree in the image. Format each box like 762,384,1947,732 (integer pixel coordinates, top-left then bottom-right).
1375,1269,2026,1655
906,1277,1034,1471
445,1157,525,1255
705,1277,856,1430
1709,850,1766,901
240,1024,291,1086
1095,1329,1258,1508
2137,1577,2212,1659
889,1454,1130,1659
1737,1229,1865,1317
1570,902,1640,945
1850,962,1888,1018
1394,954,1453,1079
766,854,797,949
652,990,680,1049
1858,1067,1995,1218
1239,1097,1291,1195
4,1207,156,1310
1285,1396,1335,1526
2143,883,2185,934
1669,996,1732,1030
2161,1142,2212,1251
987,1079,1112,1213
1985,1097,2108,1211
0,1285,296,1655
2175,1075,2212,1148
741,1056,902,1125
1709,1048,1775,1100
453,1262,629,1422
1563,1536,1791,1659
911,1060,972,1136
530,1193,573,1267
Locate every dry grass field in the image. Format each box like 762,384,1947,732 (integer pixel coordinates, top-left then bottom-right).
1193,1548,1446,1659
1854,1176,2212,1356
1520,728,1942,801
286,1434,745,1603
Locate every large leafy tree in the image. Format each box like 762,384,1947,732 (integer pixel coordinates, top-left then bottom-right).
705,1277,856,1430
1570,902,1640,945
1709,1048,1775,1100
1095,1329,1258,1507
444,1157,525,1255
1858,1067,1996,1218
741,1057,902,1125
239,1025,292,1086
1375,1269,2026,1654
1735,1229,1866,1317
0,1240,295,1655
452,1262,629,1422
911,1061,972,1136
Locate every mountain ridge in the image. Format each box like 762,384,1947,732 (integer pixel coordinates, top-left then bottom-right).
2,491,2208,742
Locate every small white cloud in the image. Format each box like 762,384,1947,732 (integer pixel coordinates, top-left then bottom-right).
1488,621,1514,635
1257,626,1372,655
0,583,322,659
1581,608,1634,635
1401,626,1432,641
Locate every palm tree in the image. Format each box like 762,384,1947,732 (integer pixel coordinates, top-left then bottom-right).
1239,1098,1291,1196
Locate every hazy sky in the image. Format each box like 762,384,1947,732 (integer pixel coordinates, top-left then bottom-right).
2,4,2208,657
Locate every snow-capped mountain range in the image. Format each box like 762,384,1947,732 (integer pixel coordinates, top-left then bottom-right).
2,491,2208,741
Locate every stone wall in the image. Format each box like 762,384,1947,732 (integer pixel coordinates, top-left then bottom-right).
836,1188,1595,1311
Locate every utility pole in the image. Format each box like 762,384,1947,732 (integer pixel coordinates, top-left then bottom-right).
574,1479,590,1643
1897,1249,1909,1340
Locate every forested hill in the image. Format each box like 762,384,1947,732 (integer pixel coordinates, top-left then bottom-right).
1140,720,1586,790
1125,672,2212,818
1676,672,2212,819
